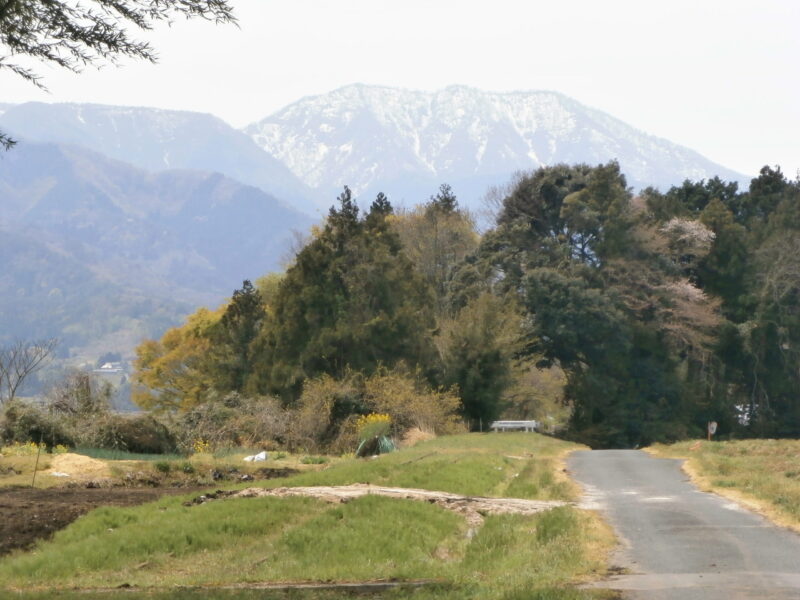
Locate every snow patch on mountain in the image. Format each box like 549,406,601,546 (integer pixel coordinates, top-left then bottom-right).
246,84,746,209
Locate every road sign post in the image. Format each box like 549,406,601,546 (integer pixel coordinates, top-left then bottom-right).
707,421,718,441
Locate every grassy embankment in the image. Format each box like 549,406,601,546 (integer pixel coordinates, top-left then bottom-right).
0,433,616,599
650,439,800,531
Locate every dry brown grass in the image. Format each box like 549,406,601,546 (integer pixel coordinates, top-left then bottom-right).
648,439,800,533
399,426,437,448
44,453,112,479
0,454,52,487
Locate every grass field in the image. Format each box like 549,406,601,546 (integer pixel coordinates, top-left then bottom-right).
0,446,336,489
0,433,617,599
649,439,800,531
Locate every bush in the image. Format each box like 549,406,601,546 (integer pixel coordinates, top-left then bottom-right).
86,413,178,454
356,413,391,441
285,374,363,453
0,400,75,448
1,441,44,456
362,369,464,435
285,369,465,454
175,393,289,452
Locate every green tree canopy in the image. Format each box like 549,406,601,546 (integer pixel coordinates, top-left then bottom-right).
249,188,438,400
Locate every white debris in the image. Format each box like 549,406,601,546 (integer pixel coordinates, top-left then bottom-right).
243,451,267,462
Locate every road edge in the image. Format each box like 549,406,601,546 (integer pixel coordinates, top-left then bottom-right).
643,445,800,535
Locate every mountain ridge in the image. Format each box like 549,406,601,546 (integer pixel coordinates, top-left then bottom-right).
0,102,317,213
0,141,315,357
246,84,748,209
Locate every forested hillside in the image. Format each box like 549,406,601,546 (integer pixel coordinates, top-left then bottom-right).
0,142,314,357
133,163,800,447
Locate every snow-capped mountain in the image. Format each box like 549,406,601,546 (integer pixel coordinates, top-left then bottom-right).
246,84,747,209
0,102,315,211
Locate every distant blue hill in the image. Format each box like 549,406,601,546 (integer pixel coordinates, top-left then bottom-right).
0,141,315,357
0,102,317,214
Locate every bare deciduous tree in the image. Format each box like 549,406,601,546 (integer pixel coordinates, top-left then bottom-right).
0,338,58,404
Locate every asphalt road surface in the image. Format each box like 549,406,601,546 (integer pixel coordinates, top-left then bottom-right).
568,450,800,599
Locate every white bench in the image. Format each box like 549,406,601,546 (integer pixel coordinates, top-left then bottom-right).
490,420,539,432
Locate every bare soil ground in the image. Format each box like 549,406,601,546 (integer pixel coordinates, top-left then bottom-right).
188,484,569,528
0,486,193,556
0,467,299,557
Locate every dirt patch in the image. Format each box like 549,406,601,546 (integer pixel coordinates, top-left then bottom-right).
0,469,300,556
0,486,194,556
187,484,569,528
44,453,113,480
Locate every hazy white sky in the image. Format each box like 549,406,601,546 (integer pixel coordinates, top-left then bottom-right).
2,0,798,178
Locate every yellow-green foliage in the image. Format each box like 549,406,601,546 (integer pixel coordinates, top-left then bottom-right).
652,439,800,526
132,307,222,411
1,441,44,456
362,369,463,435
287,374,357,451
288,369,464,453
0,433,608,599
389,200,479,317
504,362,571,429
0,441,67,456
355,412,391,440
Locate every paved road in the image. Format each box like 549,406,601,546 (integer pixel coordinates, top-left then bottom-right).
568,450,800,599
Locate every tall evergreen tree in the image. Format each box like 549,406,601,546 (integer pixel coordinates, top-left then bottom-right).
249,189,437,400
208,280,265,392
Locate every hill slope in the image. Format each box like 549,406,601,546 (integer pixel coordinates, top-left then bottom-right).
0,142,314,356
0,102,316,213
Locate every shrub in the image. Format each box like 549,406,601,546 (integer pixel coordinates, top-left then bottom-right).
86,414,178,454
192,439,210,454
362,369,464,435
285,375,363,452
0,400,75,448
1,441,44,456
356,413,392,441
176,393,288,452
285,369,465,453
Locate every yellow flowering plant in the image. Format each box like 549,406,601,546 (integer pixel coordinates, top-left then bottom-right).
192,439,210,454
355,413,391,441
1,441,70,456
1,441,44,456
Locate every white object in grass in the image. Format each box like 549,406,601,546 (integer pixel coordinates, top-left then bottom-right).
243,451,267,462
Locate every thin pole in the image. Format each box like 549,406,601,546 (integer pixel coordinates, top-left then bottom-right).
31,432,43,488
